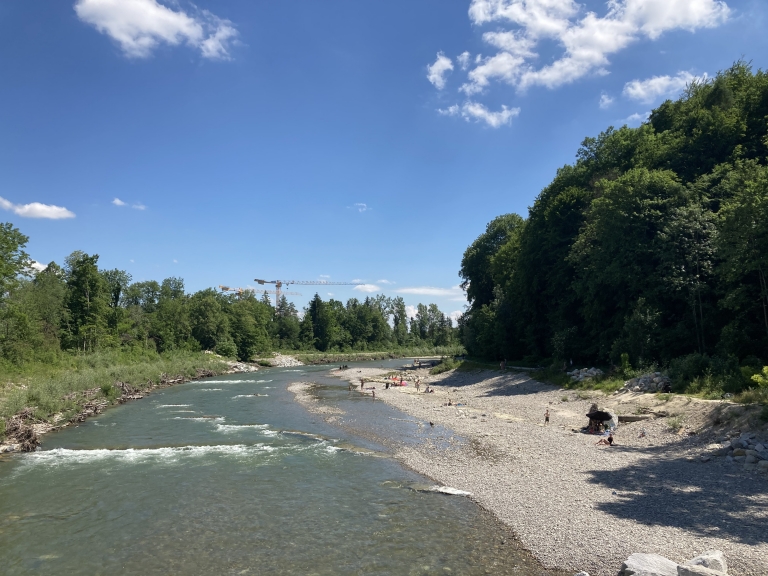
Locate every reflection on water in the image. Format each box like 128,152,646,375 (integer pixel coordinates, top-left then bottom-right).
0,360,564,575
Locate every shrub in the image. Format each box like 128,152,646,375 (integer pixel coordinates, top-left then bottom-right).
668,415,684,431
430,358,459,375
751,366,768,388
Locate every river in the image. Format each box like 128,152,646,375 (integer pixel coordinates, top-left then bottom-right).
0,360,558,575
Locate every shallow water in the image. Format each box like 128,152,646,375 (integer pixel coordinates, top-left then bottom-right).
0,360,559,575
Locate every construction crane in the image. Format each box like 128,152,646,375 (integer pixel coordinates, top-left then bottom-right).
219,285,302,304
253,278,361,304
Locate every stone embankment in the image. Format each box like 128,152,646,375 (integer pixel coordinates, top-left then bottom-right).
707,431,768,473
567,367,603,381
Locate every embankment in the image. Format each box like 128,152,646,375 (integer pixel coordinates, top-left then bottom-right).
0,354,260,453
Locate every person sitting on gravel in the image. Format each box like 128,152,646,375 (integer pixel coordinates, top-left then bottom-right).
596,433,614,446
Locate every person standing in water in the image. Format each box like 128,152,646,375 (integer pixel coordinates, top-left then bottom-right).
360,378,365,391
371,388,376,401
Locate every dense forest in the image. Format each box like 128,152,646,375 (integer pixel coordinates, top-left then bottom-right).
459,62,768,388
0,228,457,367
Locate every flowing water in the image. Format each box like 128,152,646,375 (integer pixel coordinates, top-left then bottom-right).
0,361,560,575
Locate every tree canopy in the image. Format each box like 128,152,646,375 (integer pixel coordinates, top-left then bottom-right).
459,62,768,375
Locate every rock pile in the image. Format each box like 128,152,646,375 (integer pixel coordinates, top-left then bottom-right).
226,361,259,373
269,353,304,367
617,549,728,576
712,431,768,473
567,367,603,382
620,372,672,393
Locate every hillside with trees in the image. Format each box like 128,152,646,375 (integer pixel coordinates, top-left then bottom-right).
459,62,768,394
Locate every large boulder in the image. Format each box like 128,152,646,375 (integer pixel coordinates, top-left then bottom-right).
677,566,726,576
620,553,679,576
683,550,728,572
684,550,726,572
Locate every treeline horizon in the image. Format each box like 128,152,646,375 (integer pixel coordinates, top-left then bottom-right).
458,61,768,391
0,232,459,366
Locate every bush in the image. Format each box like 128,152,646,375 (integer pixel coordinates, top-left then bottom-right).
214,338,238,359
751,366,768,387
430,358,459,375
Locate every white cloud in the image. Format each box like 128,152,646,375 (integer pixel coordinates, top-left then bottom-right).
354,203,368,212
130,259,135,263
623,71,704,103
173,259,178,263
461,51,526,95
0,196,75,219
199,12,238,60
354,284,380,293
439,101,520,127
438,104,459,116
427,51,454,89
29,261,47,273
461,101,520,128
132,203,146,210
319,274,330,278
447,0,729,96
482,30,536,56
396,286,466,302
327,292,334,297
74,0,238,60
377,279,395,285
405,305,417,319
599,93,614,108
112,197,126,206
623,110,651,124
351,279,363,283
457,51,471,70
449,310,463,324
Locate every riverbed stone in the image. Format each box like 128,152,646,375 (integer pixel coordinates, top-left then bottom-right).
620,553,678,576
732,448,746,456
677,566,726,576
745,454,758,464
684,550,727,573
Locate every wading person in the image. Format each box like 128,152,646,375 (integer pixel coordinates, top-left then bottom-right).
371,388,375,401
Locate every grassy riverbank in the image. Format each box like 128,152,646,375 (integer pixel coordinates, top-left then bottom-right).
0,350,228,440
292,345,464,365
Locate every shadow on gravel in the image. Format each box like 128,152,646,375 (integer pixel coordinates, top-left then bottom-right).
585,446,768,545
435,370,554,398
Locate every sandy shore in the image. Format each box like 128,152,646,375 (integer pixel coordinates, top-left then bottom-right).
329,366,768,576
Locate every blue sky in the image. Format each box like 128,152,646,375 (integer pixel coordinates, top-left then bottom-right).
1,0,767,320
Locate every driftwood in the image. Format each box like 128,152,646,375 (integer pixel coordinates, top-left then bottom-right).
69,400,108,423
4,408,41,452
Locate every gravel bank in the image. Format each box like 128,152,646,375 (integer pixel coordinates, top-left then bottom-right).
337,367,768,576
